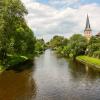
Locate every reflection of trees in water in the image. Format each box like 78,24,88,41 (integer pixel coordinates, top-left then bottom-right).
84,64,100,80
68,60,100,81
0,60,37,100
68,60,86,80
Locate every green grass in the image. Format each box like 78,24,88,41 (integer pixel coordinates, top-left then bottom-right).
76,56,100,69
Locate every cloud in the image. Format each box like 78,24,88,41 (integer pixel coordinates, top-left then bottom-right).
21,0,100,41
48,0,79,5
48,0,80,8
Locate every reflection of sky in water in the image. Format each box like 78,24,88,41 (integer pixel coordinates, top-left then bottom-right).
0,50,100,100
34,50,100,100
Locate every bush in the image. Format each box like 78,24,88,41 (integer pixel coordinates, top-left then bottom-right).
93,51,100,59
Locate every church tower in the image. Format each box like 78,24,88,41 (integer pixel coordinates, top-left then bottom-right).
84,15,92,40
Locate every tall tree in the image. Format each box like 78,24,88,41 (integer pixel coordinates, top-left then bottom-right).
0,0,36,64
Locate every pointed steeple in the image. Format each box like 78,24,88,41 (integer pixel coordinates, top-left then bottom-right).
85,14,91,31
84,14,92,40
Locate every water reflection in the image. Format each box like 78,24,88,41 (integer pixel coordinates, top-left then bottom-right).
0,50,100,100
34,50,100,100
68,60,100,81
0,61,37,100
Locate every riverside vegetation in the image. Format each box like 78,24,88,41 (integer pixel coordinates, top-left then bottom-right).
0,0,45,71
48,34,100,69
76,56,100,69
0,0,100,72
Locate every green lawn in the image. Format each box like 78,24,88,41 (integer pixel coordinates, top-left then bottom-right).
76,56,100,69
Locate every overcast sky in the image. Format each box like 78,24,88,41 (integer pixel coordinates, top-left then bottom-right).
21,0,100,41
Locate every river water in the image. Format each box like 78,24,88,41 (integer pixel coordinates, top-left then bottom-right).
0,49,100,100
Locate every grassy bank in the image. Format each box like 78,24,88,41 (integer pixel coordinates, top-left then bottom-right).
76,56,100,69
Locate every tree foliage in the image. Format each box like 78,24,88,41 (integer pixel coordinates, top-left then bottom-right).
68,34,87,58
0,0,36,65
87,36,100,58
49,34,100,59
49,36,68,49
35,39,46,55
49,34,87,58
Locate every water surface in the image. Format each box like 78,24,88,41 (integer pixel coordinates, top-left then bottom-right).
0,50,100,100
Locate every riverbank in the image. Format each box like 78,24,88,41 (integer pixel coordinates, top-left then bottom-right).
0,51,45,73
0,54,33,73
76,56,100,69
7,54,29,66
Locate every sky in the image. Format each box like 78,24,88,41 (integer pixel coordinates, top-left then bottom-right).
21,0,100,41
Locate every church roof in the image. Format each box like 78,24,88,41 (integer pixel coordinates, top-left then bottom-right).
85,15,91,31
96,32,100,36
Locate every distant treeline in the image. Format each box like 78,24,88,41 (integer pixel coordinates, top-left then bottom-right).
48,34,100,59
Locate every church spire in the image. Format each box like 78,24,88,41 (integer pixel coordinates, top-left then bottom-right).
85,14,91,31
84,14,92,40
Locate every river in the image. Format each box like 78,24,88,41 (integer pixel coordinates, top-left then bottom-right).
0,49,100,100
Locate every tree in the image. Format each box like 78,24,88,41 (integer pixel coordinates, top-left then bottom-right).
35,39,45,54
87,36,100,57
68,34,87,58
49,34,87,58
49,36,64,49
0,0,36,65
